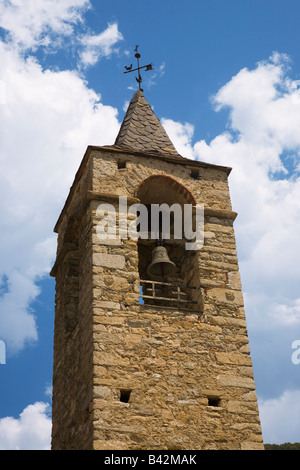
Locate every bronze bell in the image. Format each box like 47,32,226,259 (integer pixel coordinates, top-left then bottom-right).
147,246,176,279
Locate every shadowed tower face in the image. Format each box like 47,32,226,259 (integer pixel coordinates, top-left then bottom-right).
50,90,264,450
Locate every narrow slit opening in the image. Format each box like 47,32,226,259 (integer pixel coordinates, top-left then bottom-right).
120,389,131,403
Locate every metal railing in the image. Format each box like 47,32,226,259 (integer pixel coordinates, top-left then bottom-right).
139,279,197,306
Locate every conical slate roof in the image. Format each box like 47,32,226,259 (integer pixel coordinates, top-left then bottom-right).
114,90,182,157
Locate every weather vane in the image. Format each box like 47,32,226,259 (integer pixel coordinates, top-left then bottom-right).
124,45,153,91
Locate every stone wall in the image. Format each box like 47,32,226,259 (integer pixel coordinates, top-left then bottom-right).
51,146,264,450
51,156,94,450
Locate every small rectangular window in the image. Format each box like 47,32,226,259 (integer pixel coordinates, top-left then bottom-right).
120,389,131,403
208,396,221,407
117,160,127,169
190,169,199,180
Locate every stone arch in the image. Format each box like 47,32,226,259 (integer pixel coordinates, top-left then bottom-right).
136,174,197,206
135,174,202,312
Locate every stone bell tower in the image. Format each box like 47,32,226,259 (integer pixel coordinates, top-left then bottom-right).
50,89,264,450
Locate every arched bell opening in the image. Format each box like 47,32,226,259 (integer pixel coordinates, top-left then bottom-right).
135,175,202,312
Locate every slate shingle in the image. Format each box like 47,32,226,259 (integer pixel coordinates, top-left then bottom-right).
114,90,183,158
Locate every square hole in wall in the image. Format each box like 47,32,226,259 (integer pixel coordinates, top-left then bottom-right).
190,169,199,180
117,160,127,169
120,389,131,403
208,396,221,407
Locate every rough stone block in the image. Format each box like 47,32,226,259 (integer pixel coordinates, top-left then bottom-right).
93,386,111,399
96,301,121,310
215,352,252,366
217,375,256,389
93,253,125,269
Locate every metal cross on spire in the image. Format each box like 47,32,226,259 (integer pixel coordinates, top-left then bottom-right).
124,45,153,91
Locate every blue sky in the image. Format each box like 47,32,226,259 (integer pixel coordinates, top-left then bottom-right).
0,0,300,449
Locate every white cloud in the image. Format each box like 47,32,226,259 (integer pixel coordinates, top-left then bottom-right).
0,19,121,353
0,2,123,69
0,0,91,51
211,55,300,156
45,384,53,398
0,270,39,352
259,389,300,444
79,22,124,68
162,119,195,159
123,100,130,112
270,298,300,325
0,402,52,450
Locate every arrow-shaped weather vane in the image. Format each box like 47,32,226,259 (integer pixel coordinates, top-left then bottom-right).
124,45,153,91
